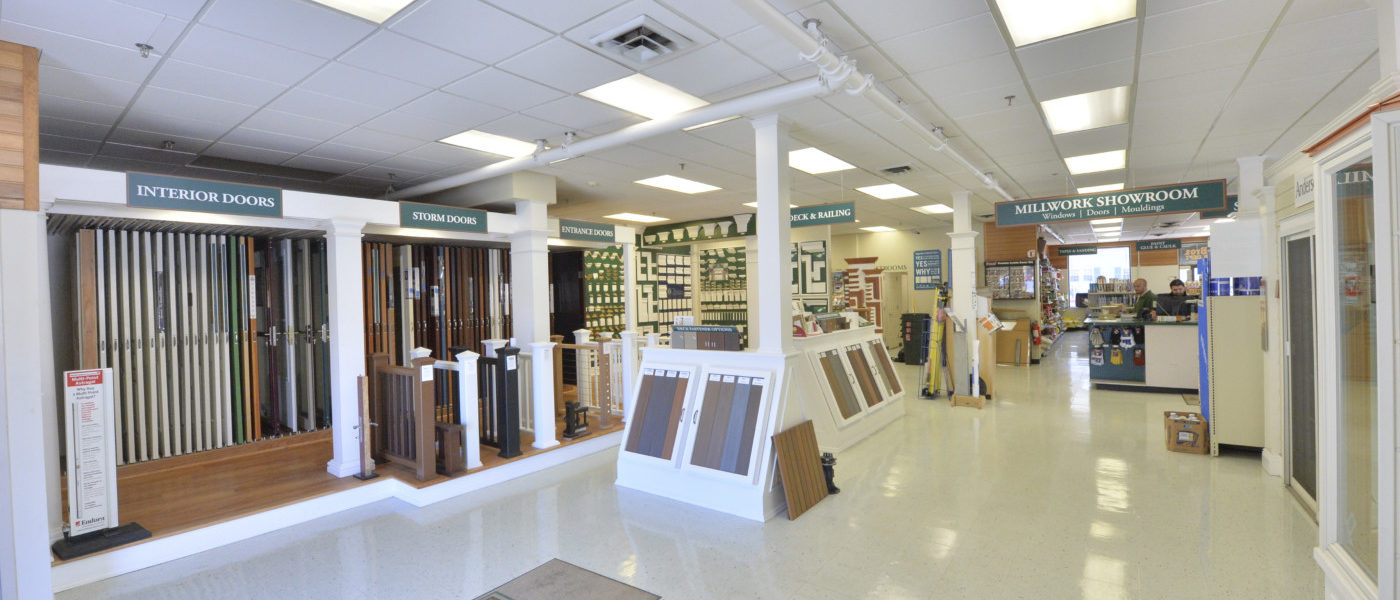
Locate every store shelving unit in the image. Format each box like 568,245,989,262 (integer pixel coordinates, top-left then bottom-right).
1039,263,1065,345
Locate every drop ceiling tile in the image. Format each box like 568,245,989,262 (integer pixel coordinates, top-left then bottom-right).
201,0,374,58
304,142,394,164
1138,33,1264,82
40,149,92,168
642,41,772,97
399,143,500,168
923,81,1029,120
727,25,807,73
361,111,465,141
1246,43,1373,86
347,163,432,184
877,13,1006,75
372,148,457,172
522,96,641,130
38,94,126,125
41,116,114,139
267,89,384,127
119,109,233,140
176,25,326,86
40,133,102,155
339,31,485,89
1026,59,1134,102
149,60,288,106
442,68,566,110
281,154,362,174
99,142,194,165
396,92,510,130
1015,21,1137,79
474,113,568,143
831,0,986,43
842,45,903,83
106,127,213,152
0,21,157,83
329,128,425,154
1266,7,1376,61
1142,0,1287,54
88,155,179,174
909,53,1020,96
6,0,169,49
220,127,322,154
391,0,552,64
202,141,299,165
132,86,259,127
498,37,632,95
491,0,626,33
301,62,430,110
38,65,143,108
1136,65,1245,101
242,109,352,140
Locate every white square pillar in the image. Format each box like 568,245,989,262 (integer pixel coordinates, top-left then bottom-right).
322,218,369,478
511,200,551,346
947,191,979,396
751,113,793,355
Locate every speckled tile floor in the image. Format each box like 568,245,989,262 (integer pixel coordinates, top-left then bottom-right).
58,332,1323,599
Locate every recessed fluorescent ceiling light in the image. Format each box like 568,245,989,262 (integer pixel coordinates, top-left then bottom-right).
439,130,537,158
860,226,896,232
581,73,708,120
1042,87,1130,135
1065,150,1126,175
604,212,668,223
1214,218,1235,223
788,148,855,174
310,0,413,22
742,201,797,208
1090,218,1123,225
857,183,917,199
635,175,720,194
995,0,1137,47
1078,183,1126,194
1092,225,1121,232
914,203,954,214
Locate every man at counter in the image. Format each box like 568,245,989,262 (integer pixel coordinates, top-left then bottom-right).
1154,279,1195,317
1130,278,1156,319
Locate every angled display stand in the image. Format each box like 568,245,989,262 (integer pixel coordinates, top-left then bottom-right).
792,325,907,453
615,348,803,522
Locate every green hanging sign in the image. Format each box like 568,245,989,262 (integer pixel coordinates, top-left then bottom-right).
1057,245,1099,256
1136,239,1182,251
127,172,282,217
791,202,855,227
1202,194,1238,219
559,219,615,242
399,201,488,233
995,180,1226,226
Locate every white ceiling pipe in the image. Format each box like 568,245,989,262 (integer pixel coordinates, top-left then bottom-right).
391,77,829,199
731,0,1015,202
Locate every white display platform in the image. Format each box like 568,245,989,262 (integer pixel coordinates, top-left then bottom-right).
792,326,907,453
614,348,802,522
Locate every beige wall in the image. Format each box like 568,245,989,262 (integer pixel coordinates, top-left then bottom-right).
829,224,966,315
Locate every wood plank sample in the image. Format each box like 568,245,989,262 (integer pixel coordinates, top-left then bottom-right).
690,374,765,475
624,369,688,460
772,420,827,520
866,340,902,395
819,350,861,419
846,345,883,408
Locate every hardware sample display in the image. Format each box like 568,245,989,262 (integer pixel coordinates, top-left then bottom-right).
72,227,331,465
637,248,692,336
624,368,690,460
699,246,748,347
689,373,766,476
583,246,625,335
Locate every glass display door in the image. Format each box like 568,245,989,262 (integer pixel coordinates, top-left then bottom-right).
1282,233,1317,514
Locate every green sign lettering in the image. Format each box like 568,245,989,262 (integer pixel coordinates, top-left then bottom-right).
127,172,282,217
790,201,855,227
399,201,488,233
1057,245,1098,256
996,180,1226,226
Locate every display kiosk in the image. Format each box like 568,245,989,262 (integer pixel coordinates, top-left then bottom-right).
791,325,906,453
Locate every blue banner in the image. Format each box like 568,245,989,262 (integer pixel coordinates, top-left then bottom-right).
913,249,942,290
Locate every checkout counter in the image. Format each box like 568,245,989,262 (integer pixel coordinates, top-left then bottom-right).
1086,318,1199,390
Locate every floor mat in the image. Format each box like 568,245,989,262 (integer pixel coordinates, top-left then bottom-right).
475,559,661,600
1183,393,1200,406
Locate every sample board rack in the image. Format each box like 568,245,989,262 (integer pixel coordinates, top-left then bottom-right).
69,223,331,465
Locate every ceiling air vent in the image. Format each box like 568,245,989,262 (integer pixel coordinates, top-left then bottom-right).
591,15,693,65
881,165,912,175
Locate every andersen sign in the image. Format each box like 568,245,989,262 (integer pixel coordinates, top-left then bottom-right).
996,180,1226,226
399,201,488,233
791,202,855,227
559,219,615,242
127,172,282,217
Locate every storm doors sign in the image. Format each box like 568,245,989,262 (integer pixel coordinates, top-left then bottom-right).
399,202,489,233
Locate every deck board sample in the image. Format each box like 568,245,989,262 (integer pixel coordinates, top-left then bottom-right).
623,370,656,454
846,346,883,407
819,350,862,419
691,374,766,475
867,340,902,395
773,420,827,520
625,369,687,460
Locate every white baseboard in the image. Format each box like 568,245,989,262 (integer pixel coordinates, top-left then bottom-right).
53,432,623,592
1261,448,1283,477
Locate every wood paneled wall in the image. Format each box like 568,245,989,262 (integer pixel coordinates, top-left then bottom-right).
982,222,1039,262
0,40,37,211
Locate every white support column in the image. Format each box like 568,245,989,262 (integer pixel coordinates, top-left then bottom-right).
751,113,793,355
947,191,979,396
322,218,368,478
511,200,551,346
619,330,639,402
1256,182,1285,478
623,241,637,331
0,208,56,600
527,341,558,449
454,349,483,469
36,200,60,545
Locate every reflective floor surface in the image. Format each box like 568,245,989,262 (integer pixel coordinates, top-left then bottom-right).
59,332,1322,599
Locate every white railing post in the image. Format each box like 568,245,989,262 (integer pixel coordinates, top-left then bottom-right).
619,330,639,408
645,332,659,347
453,350,482,469
516,352,534,433
482,339,506,358
528,341,558,449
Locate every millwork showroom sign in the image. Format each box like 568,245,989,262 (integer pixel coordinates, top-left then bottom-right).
559,219,615,242
995,180,1226,226
399,201,489,233
127,172,282,217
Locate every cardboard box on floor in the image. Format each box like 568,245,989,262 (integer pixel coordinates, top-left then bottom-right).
1165,411,1209,454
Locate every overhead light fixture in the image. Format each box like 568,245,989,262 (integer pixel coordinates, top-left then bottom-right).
1078,183,1126,194
439,130,538,158
994,0,1137,47
1214,218,1235,223
788,147,855,174
742,201,797,208
914,203,954,214
682,116,739,131
860,226,896,232
1042,87,1131,135
635,174,720,194
604,212,669,223
580,73,708,120
1092,226,1121,233
309,0,415,23
1090,217,1123,225
1065,149,1125,175
857,183,917,199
